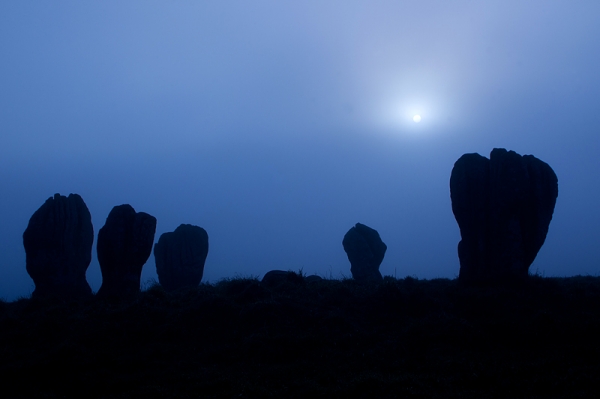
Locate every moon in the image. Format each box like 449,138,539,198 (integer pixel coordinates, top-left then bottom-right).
413,114,421,123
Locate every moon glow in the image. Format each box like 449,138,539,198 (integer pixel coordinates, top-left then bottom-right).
413,115,421,123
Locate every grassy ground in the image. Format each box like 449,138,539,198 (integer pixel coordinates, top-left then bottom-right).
1,273,600,398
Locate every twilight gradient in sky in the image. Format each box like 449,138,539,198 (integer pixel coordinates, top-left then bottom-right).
1,1,599,300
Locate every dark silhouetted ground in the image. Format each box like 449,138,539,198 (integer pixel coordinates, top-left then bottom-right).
1,273,599,398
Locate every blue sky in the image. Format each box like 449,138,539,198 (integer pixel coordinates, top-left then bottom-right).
1,1,599,300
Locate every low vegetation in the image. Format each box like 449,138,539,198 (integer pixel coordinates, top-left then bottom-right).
1,273,600,398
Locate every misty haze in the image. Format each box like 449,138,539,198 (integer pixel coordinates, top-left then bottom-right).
1,1,600,397
2,1,599,301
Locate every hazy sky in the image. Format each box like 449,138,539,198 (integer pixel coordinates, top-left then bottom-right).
1,1,599,300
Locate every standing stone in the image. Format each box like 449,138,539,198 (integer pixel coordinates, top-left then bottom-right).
450,153,491,281
154,224,209,291
97,204,156,297
342,223,387,282
450,148,558,282
23,193,94,299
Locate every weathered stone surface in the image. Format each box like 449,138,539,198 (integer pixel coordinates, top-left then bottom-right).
342,223,386,282
154,224,209,291
450,148,558,282
450,153,491,281
96,204,156,297
23,193,94,299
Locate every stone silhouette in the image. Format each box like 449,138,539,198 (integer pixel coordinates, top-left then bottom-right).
261,270,304,287
23,193,94,299
97,204,156,297
342,223,387,282
450,148,558,282
154,224,209,291
305,275,323,283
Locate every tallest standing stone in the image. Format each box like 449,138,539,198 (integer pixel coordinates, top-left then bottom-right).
450,148,558,282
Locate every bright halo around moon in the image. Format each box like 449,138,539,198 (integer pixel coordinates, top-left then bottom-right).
413,114,421,123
